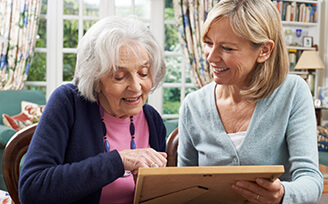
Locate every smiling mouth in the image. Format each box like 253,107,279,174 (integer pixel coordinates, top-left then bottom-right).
213,67,229,72
123,96,140,102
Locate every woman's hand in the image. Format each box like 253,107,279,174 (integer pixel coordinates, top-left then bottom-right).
118,148,167,175
232,178,285,204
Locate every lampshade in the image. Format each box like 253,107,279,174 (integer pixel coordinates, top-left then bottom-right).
294,50,325,70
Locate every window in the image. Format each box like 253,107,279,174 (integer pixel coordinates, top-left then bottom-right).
26,0,195,119
162,0,195,119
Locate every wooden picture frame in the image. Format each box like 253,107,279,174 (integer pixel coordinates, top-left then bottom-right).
303,36,313,47
134,165,285,204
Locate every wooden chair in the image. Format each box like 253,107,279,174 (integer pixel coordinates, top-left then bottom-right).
166,128,178,167
2,123,37,204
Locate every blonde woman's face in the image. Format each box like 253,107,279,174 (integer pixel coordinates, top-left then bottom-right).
96,45,152,119
203,18,263,88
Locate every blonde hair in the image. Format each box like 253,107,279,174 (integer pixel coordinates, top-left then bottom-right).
202,0,288,102
73,16,166,101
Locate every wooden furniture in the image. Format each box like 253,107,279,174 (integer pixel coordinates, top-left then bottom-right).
2,123,37,204
0,90,45,191
166,128,178,167
319,163,328,194
275,0,322,97
316,107,328,126
316,108,322,126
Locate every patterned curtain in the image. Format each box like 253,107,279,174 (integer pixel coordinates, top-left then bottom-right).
173,0,218,88
0,0,42,90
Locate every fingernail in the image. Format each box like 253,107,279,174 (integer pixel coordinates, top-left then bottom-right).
236,181,243,187
256,178,263,184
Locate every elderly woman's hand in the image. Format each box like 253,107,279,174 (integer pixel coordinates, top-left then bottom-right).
118,148,167,175
232,178,285,204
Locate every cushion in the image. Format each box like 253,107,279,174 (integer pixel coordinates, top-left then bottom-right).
21,101,45,123
2,101,45,131
0,90,46,125
2,113,32,132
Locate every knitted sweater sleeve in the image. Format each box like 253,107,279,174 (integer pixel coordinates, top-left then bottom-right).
18,84,125,204
280,76,323,203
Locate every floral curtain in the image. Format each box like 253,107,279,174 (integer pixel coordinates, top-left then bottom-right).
0,0,42,90
173,0,218,88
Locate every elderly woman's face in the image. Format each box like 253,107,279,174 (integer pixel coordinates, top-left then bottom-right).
203,18,264,88
96,45,152,119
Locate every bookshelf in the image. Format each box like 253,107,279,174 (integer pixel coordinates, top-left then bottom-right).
272,0,321,97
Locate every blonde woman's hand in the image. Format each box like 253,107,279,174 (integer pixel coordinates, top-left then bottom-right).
232,178,284,204
118,148,167,175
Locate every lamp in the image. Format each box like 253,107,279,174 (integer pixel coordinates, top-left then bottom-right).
294,50,325,97
294,50,325,71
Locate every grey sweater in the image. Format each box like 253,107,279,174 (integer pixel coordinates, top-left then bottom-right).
178,74,323,203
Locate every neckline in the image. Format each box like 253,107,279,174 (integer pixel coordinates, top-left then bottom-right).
97,100,138,153
102,110,144,124
211,82,260,139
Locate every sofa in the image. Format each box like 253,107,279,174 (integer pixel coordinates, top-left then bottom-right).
164,119,179,138
0,90,46,190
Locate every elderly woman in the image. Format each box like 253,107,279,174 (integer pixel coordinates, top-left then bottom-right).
19,16,167,204
178,0,323,203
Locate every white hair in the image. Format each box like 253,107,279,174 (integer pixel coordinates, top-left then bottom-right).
73,16,166,101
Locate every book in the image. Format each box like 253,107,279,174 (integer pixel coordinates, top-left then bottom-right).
286,4,291,21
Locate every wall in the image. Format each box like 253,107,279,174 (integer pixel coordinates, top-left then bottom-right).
320,0,328,123
321,0,327,86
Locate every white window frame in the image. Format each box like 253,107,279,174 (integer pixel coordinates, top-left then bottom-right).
26,0,194,118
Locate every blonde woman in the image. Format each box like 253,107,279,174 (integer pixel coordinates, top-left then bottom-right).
178,0,322,203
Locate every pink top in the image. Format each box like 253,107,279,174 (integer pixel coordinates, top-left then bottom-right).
99,109,150,204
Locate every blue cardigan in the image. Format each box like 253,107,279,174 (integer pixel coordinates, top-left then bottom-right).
18,84,166,204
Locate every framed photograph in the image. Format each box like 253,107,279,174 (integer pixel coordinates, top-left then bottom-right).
134,165,284,204
303,36,313,47
318,87,328,108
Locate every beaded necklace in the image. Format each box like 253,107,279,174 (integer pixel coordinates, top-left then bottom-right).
98,100,136,152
